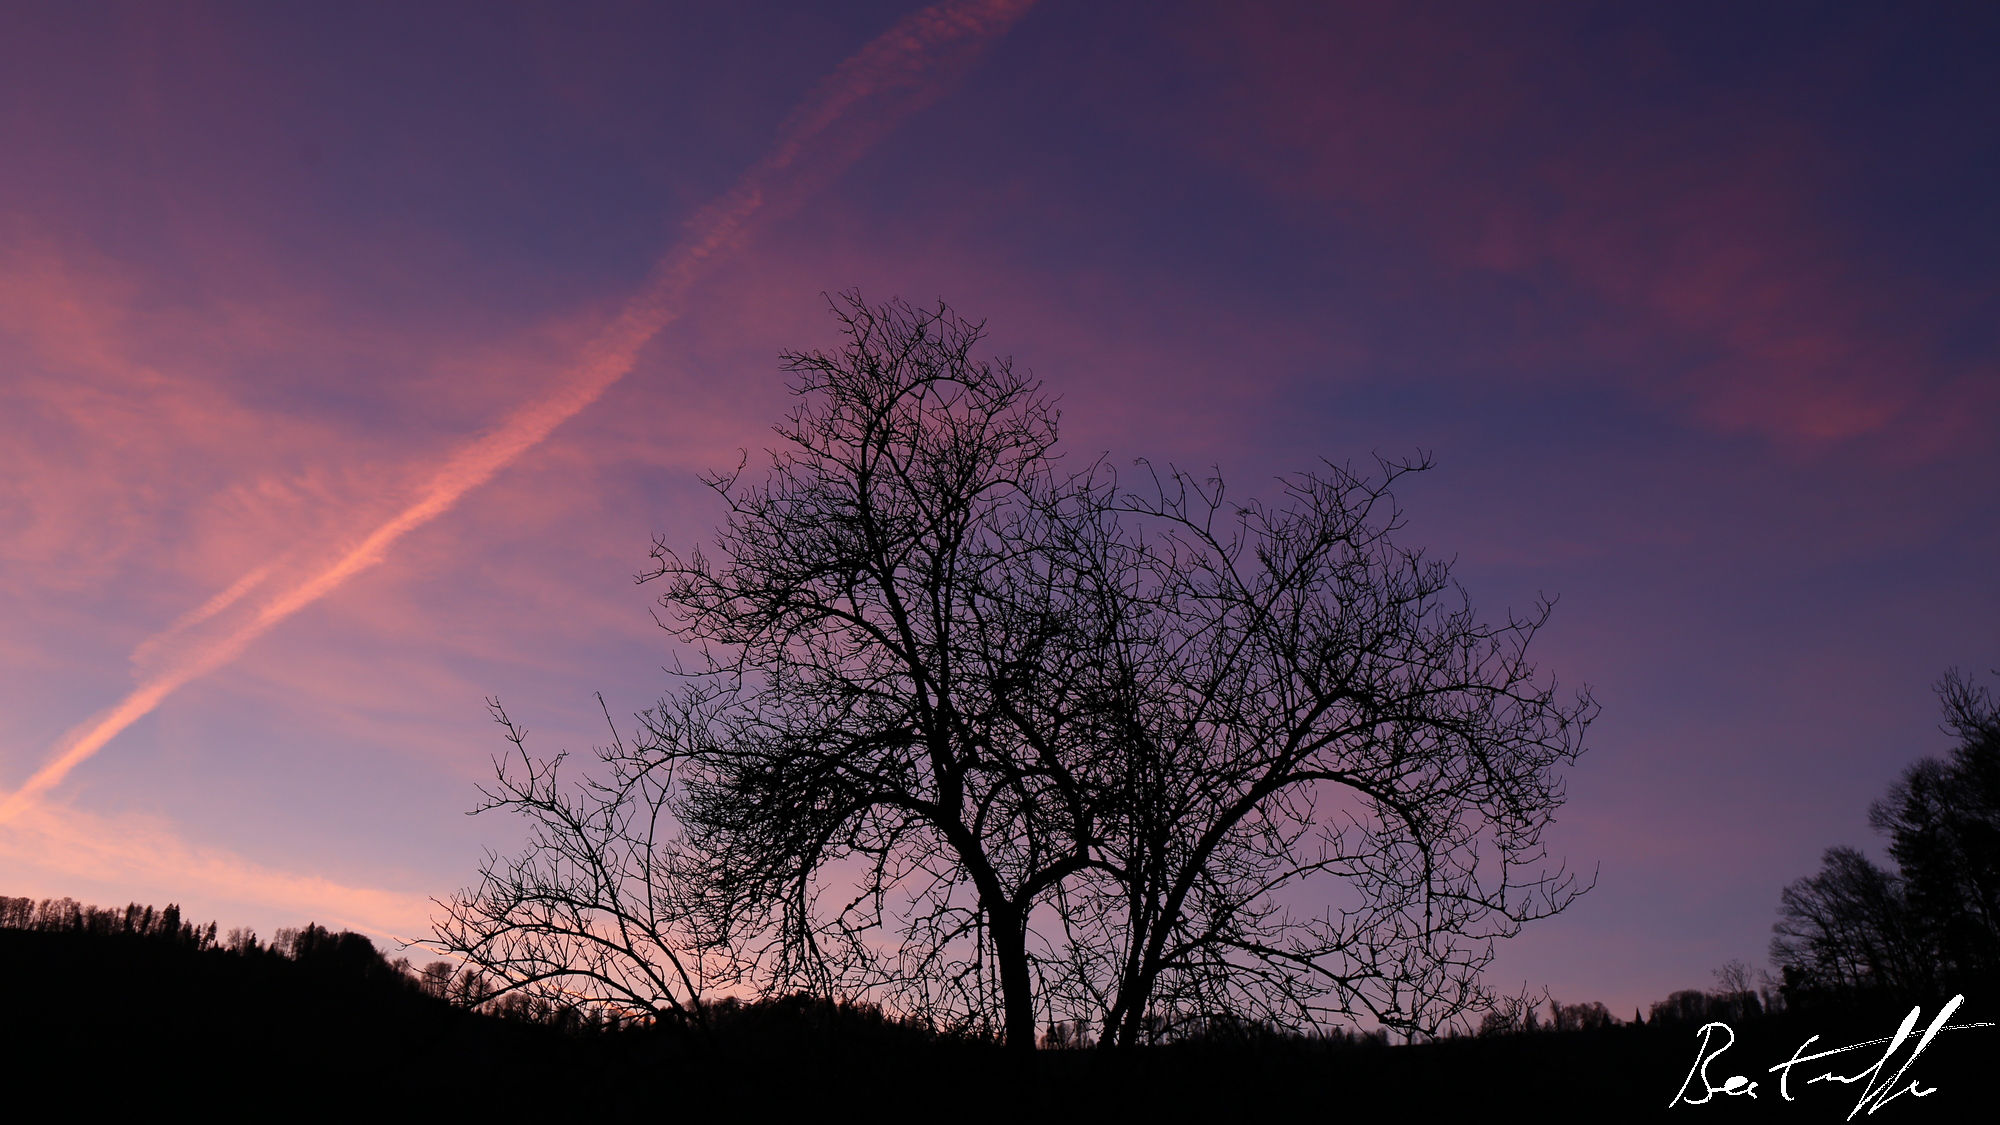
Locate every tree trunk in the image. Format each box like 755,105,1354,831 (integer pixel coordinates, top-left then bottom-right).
1115,975,1154,1048
1100,975,1152,1049
990,903,1038,1053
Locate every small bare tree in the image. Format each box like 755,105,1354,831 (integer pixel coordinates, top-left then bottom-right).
430,697,734,1026
1771,845,1927,996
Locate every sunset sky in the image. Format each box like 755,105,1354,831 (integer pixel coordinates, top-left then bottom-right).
3,0,1996,1021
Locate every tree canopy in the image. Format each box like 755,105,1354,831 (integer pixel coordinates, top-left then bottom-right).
435,293,1595,1049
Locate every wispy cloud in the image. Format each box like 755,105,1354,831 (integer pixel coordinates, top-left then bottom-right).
1,0,1037,828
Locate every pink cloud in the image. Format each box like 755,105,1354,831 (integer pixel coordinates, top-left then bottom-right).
1174,6,1988,456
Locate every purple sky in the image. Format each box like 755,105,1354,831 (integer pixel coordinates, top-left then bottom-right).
2,0,1996,1021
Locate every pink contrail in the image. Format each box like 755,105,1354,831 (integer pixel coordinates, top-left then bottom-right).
0,0,1036,825
130,562,275,671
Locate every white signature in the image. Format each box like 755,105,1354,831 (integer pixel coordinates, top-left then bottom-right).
1670,994,1994,1118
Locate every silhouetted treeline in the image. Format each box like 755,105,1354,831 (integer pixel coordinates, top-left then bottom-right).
1769,669,2000,1010
0,894,218,946
7,893,1990,1117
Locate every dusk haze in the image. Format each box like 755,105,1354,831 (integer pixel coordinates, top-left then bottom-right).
3,0,1996,1080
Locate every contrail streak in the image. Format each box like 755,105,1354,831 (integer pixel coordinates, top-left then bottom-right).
1,0,1036,825
130,562,275,671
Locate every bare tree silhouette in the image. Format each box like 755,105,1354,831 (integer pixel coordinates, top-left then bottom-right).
435,293,1594,1049
430,698,733,1027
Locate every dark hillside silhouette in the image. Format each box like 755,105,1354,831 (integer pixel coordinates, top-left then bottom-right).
0,895,569,1095
9,892,1995,1116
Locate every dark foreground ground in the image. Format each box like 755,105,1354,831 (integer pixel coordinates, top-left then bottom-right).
4,927,1992,1119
